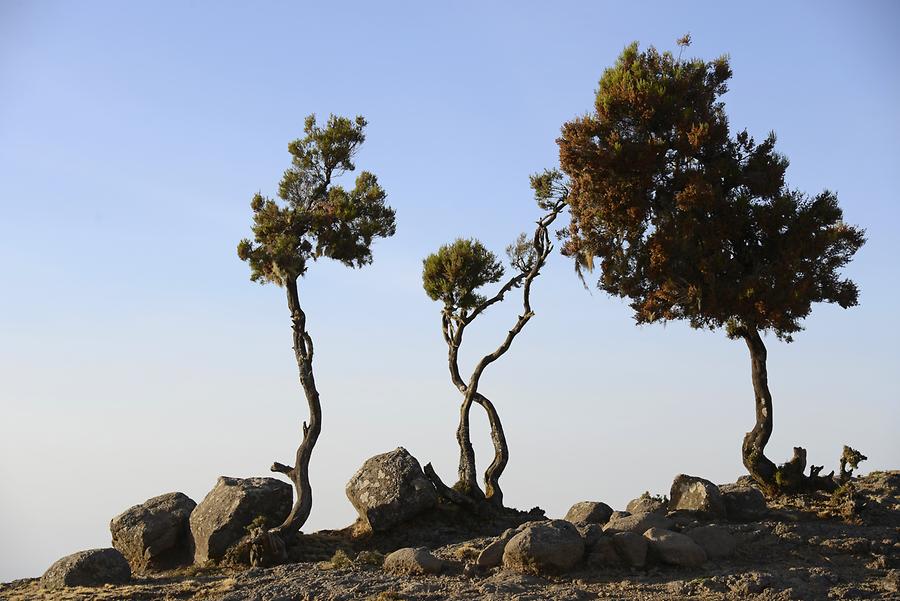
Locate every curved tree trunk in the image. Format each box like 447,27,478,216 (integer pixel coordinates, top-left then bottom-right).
740,328,778,492
455,390,484,498
270,279,322,537
474,392,508,508
443,199,565,507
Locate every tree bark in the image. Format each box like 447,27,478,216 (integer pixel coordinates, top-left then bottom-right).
455,389,483,498
740,328,778,492
423,462,484,514
474,392,508,507
270,279,322,536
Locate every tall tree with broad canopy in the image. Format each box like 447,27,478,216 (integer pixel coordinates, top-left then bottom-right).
421,174,566,506
238,114,396,542
557,38,865,495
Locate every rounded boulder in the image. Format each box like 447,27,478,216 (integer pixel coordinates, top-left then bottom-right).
502,520,585,575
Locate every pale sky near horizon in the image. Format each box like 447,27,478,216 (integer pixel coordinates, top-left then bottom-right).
1,1,898,581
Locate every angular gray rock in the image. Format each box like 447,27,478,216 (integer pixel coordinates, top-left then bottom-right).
189,476,292,564
644,527,707,567
603,511,673,534
563,501,613,526
626,492,668,515
110,492,196,572
345,447,438,532
41,548,131,589
383,547,443,575
612,531,648,568
669,474,727,518
502,520,585,575
576,523,606,548
719,483,768,521
686,524,737,559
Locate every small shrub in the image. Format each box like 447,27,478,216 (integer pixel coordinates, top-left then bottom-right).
321,549,353,570
355,550,385,566
453,544,480,561
245,515,268,534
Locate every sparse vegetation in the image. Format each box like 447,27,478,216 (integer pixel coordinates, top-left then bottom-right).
321,549,354,570
355,550,385,567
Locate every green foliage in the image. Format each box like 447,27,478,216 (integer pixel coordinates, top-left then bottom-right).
245,515,268,534
506,232,535,273
558,39,865,341
530,168,568,211
238,114,396,286
422,238,504,311
321,549,354,570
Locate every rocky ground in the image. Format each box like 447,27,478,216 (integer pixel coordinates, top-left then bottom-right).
3,471,898,601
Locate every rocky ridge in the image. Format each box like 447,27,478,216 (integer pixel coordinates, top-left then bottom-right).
2,466,897,601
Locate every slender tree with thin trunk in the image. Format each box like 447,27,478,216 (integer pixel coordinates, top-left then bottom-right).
556,38,865,495
238,114,396,543
422,173,566,506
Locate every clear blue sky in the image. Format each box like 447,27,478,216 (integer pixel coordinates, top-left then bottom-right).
1,1,897,580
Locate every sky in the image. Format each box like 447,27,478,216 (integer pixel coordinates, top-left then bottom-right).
1,1,898,581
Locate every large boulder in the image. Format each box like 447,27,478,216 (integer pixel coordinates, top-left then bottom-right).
644,527,707,568
564,501,614,526
189,476,292,564
685,525,737,559
502,520,585,575
345,447,438,532
603,511,673,535
41,548,131,589
669,474,727,518
626,492,668,515
719,483,768,521
383,547,444,575
110,492,196,572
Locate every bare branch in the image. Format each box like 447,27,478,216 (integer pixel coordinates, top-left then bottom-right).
423,462,483,515
271,462,294,475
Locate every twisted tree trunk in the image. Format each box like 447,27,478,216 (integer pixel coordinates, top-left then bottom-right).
446,200,564,506
740,328,778,493
453,391,509,504
270,279,322,537
475,392,508,507
455,389,483,498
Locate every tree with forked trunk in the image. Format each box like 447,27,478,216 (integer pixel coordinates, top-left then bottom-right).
556,38,865,495
238,114,396,544
422,173,566,506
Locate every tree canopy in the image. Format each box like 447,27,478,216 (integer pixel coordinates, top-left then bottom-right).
422,239,505,312
238,114,396,286
558,42,865,341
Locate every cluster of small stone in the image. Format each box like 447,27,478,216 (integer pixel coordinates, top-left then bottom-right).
455,473,766,577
